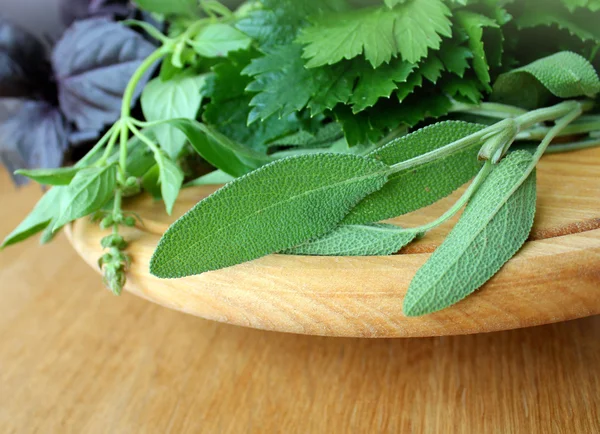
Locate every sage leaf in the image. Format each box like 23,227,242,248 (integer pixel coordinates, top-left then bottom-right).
284,223,417,256
493,52,600,108
343,121,486,225
154,152,184,215
141,73,208,158
403,151,537,317
53,164,118,230
14,166,79,186
150,153,388,278
163,118,272,177
1,187,66,248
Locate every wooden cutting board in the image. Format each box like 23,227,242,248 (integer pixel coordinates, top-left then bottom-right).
66,147,600,337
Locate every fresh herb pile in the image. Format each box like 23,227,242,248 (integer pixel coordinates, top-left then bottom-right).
3,0,600,317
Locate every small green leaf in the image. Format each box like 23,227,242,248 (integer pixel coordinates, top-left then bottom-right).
284,223,417,256
141,73,208,158
134,0,197,15
185,170,235,187
343,121,486,225
154,152,184,215
191,23,252,58
1,187,66,248
403,151,537,317
14,167,79,186
53,164,118,230
142,165,162,199
163,118,272,177
150,153,388,278
493,52,600,108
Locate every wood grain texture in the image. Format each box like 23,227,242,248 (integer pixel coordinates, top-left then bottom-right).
66,147,600,337
1,168,599,433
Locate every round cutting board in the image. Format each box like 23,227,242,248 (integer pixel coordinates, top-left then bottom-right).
66,147,600,337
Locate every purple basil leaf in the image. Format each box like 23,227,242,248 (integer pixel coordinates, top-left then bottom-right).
52,17,156,133
0,17,53,99
59,0,133,27
0,100,69,185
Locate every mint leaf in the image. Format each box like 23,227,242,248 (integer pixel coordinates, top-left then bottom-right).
154,151,184,215
1,187,66,248
141,73,208,158
191,24,251,58
53,164,118,230
14,166,79,186
150,153,388,278
403,151,537,316
284,223,417,256
343,121,485,225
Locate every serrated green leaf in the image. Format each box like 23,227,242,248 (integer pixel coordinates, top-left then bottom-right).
141,73,208,158
154,152,184,215
191,23,252,58
14,167,79,186
343,121,485,225
492,51,600,108
442,75,485,104
438,42,473,78
403,151,537,316
419,54,445,84
284,223,417,256
150,153,388,278
1,187,66,248
53,164,118,230
297,0,452,67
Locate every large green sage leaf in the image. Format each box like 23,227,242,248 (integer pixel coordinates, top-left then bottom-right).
343,121,485,225
150,153,388,278
403,151,537,317
284,223,417,256
53,164,118,230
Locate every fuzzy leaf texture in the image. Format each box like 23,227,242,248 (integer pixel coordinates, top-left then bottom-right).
343,121,485,225
297,0,452,67
403,151,537,317
493,51,600,108
284,223,417,256
53,164,118,230
150,154,388,278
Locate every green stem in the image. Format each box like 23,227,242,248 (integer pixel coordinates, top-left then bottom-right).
75,124,117,167
128,123,162,155
450,101,528,118
97,124,121,165
545,137,600,154
517,117,600,140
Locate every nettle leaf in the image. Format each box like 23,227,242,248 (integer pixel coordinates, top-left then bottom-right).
134,0,198,15
141,73,207,158
297,0,452,68
154,151,184,215
284,223,417,256
343,121,485,225
403,151,537,317
0,18,52,99
456,11,500,90
1,187,67,248
0,101,69,184
150,153,388,278
493,51,600,108
52,18,156,133
53,164,118,230
15,166,79,186
162,118,272,177
191,23,252,58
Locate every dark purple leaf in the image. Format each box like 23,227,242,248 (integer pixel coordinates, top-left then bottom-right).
52,17,156,133
0,17,53,99
0,100,69,185
59,0,133,27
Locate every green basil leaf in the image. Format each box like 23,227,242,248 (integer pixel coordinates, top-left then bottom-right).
142,165,162,199
403,151,537,317
154,152,184,215
161,118,272,177
492,51,600,108
191,23,252,58
1,187,66,248
343,121,486,225
134,0,197,15
284,223,417,256
53,164,118,230
150,153,388,278
141,73,208,158
14,167,79,186
184,170,235,187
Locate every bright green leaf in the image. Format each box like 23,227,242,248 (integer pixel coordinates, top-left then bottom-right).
15,167,79,186
403,151,537,316
191,23,252,58
134,0,197,15
154,152,184,215
150,153,388,278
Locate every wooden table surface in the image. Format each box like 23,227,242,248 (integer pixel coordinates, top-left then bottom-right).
1,168,599,433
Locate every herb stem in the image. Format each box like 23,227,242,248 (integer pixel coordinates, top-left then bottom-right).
545,137,600,153
128,123,162,155
75,124,117,167
451,101,528,118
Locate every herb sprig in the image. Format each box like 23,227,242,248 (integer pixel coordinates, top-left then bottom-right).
3,0,600,316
